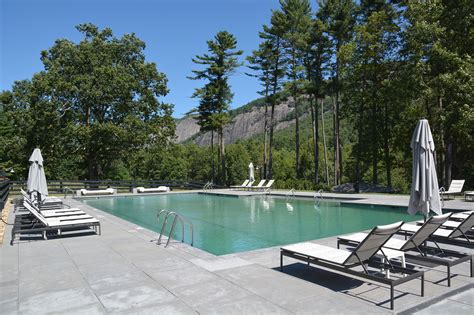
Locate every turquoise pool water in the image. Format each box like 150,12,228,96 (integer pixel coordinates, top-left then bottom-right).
82,193,420,255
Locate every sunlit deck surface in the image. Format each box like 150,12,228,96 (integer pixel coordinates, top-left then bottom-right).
1,192,473,314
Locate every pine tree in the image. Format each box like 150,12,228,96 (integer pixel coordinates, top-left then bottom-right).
279,0,313,178
260,12,287,179
318,0,356,185
247,42,274,178
189,31,243,185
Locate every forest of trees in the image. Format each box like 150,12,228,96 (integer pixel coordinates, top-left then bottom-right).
0,0,473,193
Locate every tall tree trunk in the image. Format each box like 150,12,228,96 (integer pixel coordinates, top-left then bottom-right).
383,103,391,188
371,99,378,184
334,47,341,185
310,96,319,184
268,97,276,179
437,94,446,187
292,50,300,178
211,130,215,183
444,141,453,187
85,105,96,181
332,97,339,185
263,87,269,179
295,95,300,178
268,36,281,180
321,99,330,185
219,128,226,185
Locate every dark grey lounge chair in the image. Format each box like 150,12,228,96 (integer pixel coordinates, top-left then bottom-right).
401,212,474,246
280,222,425,310
338,214,473,287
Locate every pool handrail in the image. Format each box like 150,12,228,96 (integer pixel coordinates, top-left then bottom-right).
157,209,194,247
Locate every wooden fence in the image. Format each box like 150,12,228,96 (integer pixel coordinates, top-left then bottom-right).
0,179,10,211
9,179,221,195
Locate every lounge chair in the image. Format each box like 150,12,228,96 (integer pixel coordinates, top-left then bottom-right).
20,189,64,209
440,180,465,200
263,179,274,193
230,180,249,190
11,200,100,244
248,180,266,191
338,214,473,287
281,222,424,310
400,212,474,246
21,198,88,218
76,187,116,197
133,186,170,194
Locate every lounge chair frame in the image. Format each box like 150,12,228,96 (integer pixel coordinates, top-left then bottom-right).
280,248,424,310
337,239,472,287
10,199,101,244
440,179,465,200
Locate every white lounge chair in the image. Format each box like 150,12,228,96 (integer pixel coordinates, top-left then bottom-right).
21,199,87,218
12,201,100,244
20,189,63,209
263,179,274,193
76,188,116,197
440,180,465,200
230,180,249,190
281,221,424,310
133,186,170,194
248,180,266,191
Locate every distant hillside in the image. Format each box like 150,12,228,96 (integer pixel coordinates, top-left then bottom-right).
175,97,312,145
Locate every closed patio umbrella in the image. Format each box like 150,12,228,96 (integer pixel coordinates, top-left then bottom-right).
27,148,49,202
248,162,255,182
408,119,442,217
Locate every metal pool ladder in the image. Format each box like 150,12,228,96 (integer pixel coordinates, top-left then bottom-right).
203,181,214,192
314,189,324,201
156,210,194,247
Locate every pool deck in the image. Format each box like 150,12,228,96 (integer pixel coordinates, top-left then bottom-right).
0,192,473,314
206,189,474,212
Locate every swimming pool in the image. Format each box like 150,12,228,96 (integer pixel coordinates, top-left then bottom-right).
82,193,421,255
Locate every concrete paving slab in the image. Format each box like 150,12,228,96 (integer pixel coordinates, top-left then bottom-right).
144,265,220,290
197,295,292,315
96,284,177,313
447,288,474,305
111,300,198,315
0,281,18,303
0,299,18,315
414,299,473,315
132,255,194,272
19,287,99,314
57,302,107,315
288,291,389,314
84,268,155,295
216,264,333,308
173,278,251,309
189,256,253,272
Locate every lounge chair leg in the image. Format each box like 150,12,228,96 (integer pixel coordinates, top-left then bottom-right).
421,274,424,296
447,265,451,287
470,256,473,278
390,284,394,310
280,252,283,271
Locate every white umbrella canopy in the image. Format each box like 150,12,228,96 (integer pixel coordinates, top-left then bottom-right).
248,162,255,182
27,148,49,202
407,119,442,216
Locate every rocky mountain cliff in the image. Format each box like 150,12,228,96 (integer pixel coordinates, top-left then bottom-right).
175,99,300,145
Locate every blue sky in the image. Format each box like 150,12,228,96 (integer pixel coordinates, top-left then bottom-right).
0,0,292,118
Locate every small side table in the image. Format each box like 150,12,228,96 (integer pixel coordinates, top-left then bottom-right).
465,191,474,201
376,248,406,279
